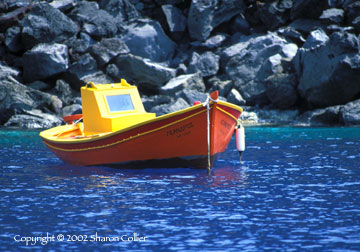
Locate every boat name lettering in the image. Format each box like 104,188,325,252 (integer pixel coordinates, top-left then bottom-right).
166,123,194,136
221,120,231,130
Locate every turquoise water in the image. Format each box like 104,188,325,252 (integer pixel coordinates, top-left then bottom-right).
0,127,360,251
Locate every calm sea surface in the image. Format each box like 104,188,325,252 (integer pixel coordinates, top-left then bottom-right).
0,127,359,251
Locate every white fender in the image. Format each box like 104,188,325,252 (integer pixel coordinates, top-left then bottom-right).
236,124,245,152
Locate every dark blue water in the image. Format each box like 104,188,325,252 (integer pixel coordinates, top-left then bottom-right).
1,127,360,251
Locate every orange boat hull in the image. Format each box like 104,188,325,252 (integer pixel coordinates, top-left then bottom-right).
41,102,242,169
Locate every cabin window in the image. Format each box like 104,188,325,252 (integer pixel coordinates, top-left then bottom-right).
106,94,134,112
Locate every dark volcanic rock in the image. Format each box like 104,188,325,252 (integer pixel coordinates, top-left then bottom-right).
227,88,246,106
23,43,69,82
308,106,342,125
5,109,62,129
20,2,78,50
122,19,176,62
0,62,20,80
341,99,360,125
187,51,220,77
69,1,118,39
114,54,176,89
90,38,129,67
291,0,329,20
99,0,140,21
188,0,246,41
225,33,298,105
296,31,360,108
319,8,344,25
177,89,208,105
0,76,63,115
150,97,189,116
4,26,23,53
161,4,186,40
257,0,293,30
265,73,298,109
160,73,206,94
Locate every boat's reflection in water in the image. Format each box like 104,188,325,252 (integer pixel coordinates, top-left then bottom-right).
45,160,249,189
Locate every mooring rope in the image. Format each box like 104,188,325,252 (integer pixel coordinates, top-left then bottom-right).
202,95,218,171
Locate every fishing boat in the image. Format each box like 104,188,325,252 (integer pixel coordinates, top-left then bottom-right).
40,79,243,169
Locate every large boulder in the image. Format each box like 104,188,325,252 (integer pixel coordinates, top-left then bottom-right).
150,97,189,116
4,26,23,53
187,51,220,77
0,62,20,80
20,2,78,50
296,31,360,108
89,38,130,67
160,73,205,94
113,54,176,89
340,99,360,125
161,4,187,40
0,76,63,115
224,32,298,105
99,0,140,21
291,0,329,20
121,19,176,62
264,73,299,109
187,0,246,41
23,43,69,82
319,8,344,25
4,109,62,129
257,0,293,30
69,1,119,39
65,53,98,90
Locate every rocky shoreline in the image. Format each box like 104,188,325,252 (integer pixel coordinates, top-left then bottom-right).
1,0,360,129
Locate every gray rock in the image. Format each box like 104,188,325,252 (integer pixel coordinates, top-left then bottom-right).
345,2,360,26
277,27,306,45
291,0,329,20
69,33,96,54
225,32,298,105
177,89,208,105
114,54,176,88
231,14,250,34
28,81,50,91
50,79,74,106
188,0,246,41
90,38,130,67
142,95,173,112
308,106,342,125
187,51,219,77
227,89,246,106
0,76,63,114
23,43,69,82
160,73,205,95
257,0,292,30
99,0,140,21
296,31,360,108
80,71,114,87
319,8,344,25
207,76,233,97
288,19,322,33
190,34,227,49
4,26,23,53
0,62,20,80
264,73,298,109
341,99,360,125
4,109,62,129
161,4,186,38
69,1,118,39
61,104,82,117
65,53,98,90
150,97,189,116
20,2,78,49
303,28,329,49
121,19,176,62
49,0,77,12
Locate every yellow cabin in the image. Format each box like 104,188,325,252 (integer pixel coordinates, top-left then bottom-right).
81,79,155,135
